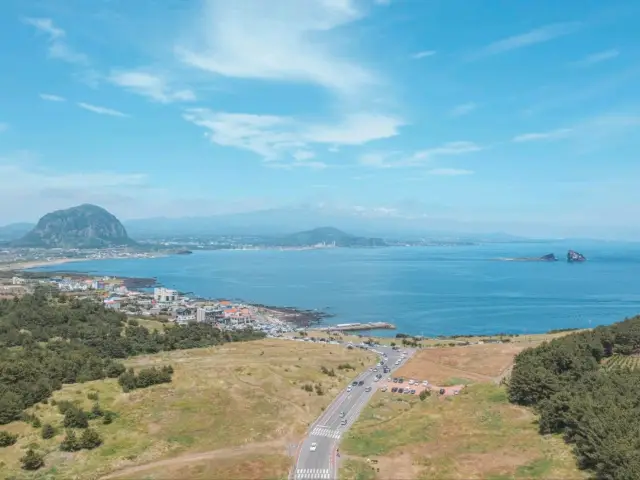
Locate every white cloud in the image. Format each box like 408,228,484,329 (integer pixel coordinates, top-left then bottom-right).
24,17,88,64
476,22,580,57
183,109,403,163
77,102,129,117
359,141,482,168
426,168,474,176
109,70,196,103
449,102,477,117
412,50,436,59
512,128,573,142
174,0,378,99
39,93,66,102
570,49,619,67
292,150,316,161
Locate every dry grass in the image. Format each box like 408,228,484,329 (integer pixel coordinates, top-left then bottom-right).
131,317,171,332
0,339,374,480
394,343,531,385
340,384,585,480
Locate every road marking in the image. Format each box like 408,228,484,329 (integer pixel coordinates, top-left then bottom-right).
294,468,330,479
311,426,341,439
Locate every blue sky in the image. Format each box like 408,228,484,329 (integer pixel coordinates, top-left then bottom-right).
1,0,640,238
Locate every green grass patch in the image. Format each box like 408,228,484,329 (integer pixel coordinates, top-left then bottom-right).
340,458,377,480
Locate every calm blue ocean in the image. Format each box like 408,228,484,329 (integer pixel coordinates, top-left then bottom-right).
32,241,640,337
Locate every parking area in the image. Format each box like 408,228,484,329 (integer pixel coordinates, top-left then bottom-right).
378,376,465,397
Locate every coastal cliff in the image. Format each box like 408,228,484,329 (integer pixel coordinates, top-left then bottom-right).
567,250,586,262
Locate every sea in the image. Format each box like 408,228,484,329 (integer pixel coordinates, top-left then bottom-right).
31,241,640,337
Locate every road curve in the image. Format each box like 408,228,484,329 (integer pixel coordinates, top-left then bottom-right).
292,344,412,480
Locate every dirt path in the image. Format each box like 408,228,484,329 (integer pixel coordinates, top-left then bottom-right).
100,439,287,479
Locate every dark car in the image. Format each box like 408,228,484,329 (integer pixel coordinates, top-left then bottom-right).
439,388,445,395
392,378,398,383
352,381,358,386
358,380,364,386
397,388,404,393
399,378,404,383
410,389,416,394
391,387,398,393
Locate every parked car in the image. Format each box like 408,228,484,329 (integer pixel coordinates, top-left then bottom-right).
391,387,398,393
381,386,387,392
310,442,317,451
439,388,445,395
410,389,416,394
397,388,404,393
399,378,404,383
392,378,398,383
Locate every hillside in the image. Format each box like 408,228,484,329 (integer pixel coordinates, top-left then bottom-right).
14,204,136,248
275,227,387,247
0,222,35,241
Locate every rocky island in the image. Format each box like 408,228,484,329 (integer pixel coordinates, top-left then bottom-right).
567,250,586,262
497,253,558,262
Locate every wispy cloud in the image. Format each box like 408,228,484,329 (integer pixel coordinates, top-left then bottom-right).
109,71,196,103
174,0,379,100
39,93,66,102
24,17,88,64
359,141,482,169
450,102,477,117
183,109,403,163
0,123,8,133
77,102,128,117
512,128,573,142
476,22,581,57
426,168,474,176
412,50,436,59
570,49,619,67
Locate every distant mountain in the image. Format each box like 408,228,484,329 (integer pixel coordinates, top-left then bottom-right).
0,222,35,241
14,204,136,248
274,227,387,247
122,206,535,242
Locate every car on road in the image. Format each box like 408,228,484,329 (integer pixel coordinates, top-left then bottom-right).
341,419,347,425
439,388,445,395
340,411,345,417
310,442,317,451
347,386,352,392
373,368,378,372
358,380,364,386
351,381,358,386
365,386,372,392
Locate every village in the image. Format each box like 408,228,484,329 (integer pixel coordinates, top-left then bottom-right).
1,273,297,336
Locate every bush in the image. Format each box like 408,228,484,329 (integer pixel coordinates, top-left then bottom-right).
80,428,102,449
301,384,313,392
102,411,115,425
63,408,88,429
0,430,18,447
419,389,430,401
87,392,99,401
59,430,81,452
57,400,75,415
41,424,55,440
20,448,44,470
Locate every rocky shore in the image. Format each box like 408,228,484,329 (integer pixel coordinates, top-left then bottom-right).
252,304,334,327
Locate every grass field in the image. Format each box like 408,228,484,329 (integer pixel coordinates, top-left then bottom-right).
0,339,374,480
340,384,585,480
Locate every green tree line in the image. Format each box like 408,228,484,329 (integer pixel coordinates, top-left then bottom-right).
0,288,265,424
508,315,640,479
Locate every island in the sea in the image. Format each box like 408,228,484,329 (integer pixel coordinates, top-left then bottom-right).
567,250,586,262
497,253,558,262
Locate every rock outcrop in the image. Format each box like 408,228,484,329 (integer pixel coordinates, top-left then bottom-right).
14,204,136,248
567,250,586,262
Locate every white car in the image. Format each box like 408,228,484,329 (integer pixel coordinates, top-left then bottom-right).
310,442,317,451
347,386,352,392
408,380,414,385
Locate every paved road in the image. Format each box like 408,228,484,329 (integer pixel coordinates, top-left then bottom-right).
292,344,412,480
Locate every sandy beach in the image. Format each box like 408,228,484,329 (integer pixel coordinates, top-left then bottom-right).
0,258,89,272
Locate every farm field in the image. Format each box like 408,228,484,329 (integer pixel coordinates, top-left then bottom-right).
602,354,640,370
339,384,585,480
0,339,374,480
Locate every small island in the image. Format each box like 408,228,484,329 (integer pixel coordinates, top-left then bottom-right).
497,253,558,262
567,250,586,262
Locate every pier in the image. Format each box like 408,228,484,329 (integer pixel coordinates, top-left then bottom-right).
315,322,396,332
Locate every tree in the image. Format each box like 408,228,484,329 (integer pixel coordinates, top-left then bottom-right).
63,408,88,429
0,430,18,447
59,429,81,452
21,448,44,470
419,389,430,401
41,423,56,439
0,391,23,425
80,428,102,449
